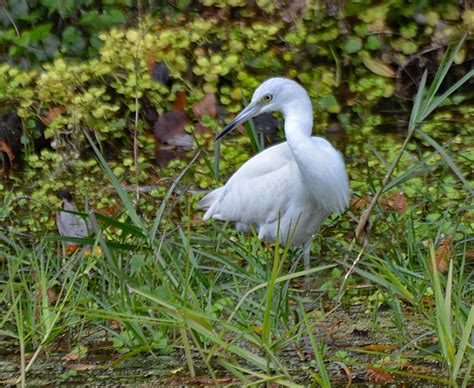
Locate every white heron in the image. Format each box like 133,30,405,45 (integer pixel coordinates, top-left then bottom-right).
199,78,349,267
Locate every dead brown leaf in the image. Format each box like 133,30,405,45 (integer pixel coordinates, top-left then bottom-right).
381,192,408,214
43,106,65,125
192,93,217,120
155,146,188,167
65,243,81,255
172,92,187,111
362,344,399,351
366,367,394,383
351,196,372,210
188,375,234,385
66,363,103,371
62,351,82,362
434,234,454,272
153,110,193,149
0,140,15,165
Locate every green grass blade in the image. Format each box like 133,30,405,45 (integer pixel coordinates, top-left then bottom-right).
453,305,474,380
408,70,428,131
245,118,263,153
84,130,145,230
299,300,331,387
421,35,466,114
149,151,200,243
421,68,474,122
416,129,474,195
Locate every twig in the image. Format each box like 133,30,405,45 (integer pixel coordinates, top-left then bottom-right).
1,2,20,36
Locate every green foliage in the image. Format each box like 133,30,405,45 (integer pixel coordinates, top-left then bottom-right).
0,0,129,62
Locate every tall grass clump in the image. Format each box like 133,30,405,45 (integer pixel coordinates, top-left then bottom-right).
348,35,473,385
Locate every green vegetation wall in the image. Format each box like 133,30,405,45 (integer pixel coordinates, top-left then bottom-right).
1,0,472,148
0,0,472,233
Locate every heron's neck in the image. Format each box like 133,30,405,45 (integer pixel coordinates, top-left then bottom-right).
283,100,313,147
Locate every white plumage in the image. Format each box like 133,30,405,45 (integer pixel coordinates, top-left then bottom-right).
199,78,349,253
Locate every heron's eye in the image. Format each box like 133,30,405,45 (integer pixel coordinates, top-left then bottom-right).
263,94,272,103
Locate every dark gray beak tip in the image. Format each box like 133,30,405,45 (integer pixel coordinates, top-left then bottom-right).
214,103,259,142
215,123,235,142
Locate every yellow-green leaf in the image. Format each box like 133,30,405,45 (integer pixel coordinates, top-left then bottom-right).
361,55,396,78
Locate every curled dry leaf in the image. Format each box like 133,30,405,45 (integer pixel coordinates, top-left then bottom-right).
434,234,454,272
366,367,394,383
0,140,15,165
172,91,187,110
43,106,65,125
363,344,399,351
381,192,408,214
65,243,81,255
351,196,371,210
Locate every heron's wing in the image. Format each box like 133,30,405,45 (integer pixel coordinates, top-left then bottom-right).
304,136,349,213
199,142,301,225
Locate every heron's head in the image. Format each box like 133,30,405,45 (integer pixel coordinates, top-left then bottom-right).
216,77,310,140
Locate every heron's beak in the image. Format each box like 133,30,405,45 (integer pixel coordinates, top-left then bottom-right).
216,102,260,141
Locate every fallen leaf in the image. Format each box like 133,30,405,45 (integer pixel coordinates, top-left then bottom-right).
381,192,407,214
43,106,65,125
434,234,454,272
351,196,371,210
172,91,187,110
361,55,396,78
108,319,122,332
362,344,399,351
155,146,188,167
0,140,15,165
62,351,82,362
366,367,394,383
66,363,102,371
192,93,217,120
153,110,192,149
421,295,435,306
65,243,80,255
188,375,234,385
